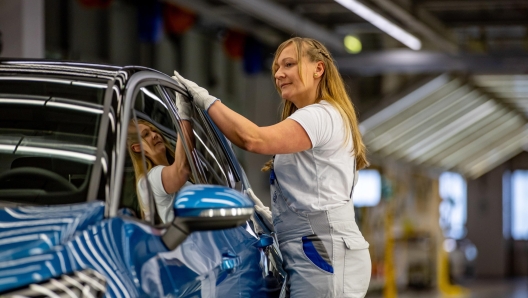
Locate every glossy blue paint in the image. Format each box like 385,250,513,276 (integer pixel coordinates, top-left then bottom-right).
0,202,104,262
175,184,254,217
254,234,274,248
0,202,271,297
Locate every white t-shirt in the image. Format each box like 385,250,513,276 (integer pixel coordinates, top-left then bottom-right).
274,100,357,212
137,166,175,223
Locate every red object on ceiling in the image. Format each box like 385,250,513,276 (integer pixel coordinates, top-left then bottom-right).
164,3,197,35
78,0,112,8
223,30,246,59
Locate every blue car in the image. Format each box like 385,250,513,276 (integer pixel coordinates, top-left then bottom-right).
0,60,284,297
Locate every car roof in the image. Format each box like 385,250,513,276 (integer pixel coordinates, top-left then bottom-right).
0,59,169,88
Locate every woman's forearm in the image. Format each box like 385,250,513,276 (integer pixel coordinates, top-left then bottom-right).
207,101,263,152
162,121,192,194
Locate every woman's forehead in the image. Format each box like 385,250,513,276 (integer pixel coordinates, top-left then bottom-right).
278,44,297,59
138,123,151,131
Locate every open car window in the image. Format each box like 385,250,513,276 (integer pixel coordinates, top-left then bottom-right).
0,77,106,205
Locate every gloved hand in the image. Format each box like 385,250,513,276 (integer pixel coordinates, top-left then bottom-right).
247,189,273,231
172,71,219,111
175,92,192,121
254,204,272,225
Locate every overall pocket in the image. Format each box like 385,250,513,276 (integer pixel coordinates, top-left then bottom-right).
342,237,371,294
302,234,334,274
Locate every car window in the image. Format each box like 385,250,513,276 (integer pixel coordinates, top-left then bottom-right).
119,84,187,225
0,77,106,205
162,86,239,190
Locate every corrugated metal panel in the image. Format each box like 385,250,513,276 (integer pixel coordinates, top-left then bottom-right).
361,74,528,178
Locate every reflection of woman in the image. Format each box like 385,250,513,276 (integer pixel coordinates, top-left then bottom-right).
127,118,192,223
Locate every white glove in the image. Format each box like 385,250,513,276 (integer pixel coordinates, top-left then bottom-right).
254,204,272,225
175,92,192,121
172,71,219,111
247,189,273,230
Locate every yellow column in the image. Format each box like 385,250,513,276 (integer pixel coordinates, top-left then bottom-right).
383,212,397,298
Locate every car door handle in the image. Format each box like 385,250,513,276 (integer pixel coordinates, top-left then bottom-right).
221,252,240,271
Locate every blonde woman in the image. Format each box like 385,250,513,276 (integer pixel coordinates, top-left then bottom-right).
127,116,192,224
173,37,371,297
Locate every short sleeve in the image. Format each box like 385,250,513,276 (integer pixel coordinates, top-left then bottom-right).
288,103,334,148
147,166,170,197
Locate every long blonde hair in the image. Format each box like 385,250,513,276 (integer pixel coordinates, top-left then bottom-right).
264,37,368,170
127,119,174,219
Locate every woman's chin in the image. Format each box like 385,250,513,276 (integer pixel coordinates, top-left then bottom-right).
281,92,292,101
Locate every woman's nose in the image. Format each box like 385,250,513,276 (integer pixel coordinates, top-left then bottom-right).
274,68,284,80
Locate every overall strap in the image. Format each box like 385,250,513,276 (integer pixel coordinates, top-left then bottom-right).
349,158,357,199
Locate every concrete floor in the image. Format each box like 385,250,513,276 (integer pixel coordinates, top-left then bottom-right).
365,277,528,298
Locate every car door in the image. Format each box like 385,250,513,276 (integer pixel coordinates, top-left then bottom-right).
115,74,272,297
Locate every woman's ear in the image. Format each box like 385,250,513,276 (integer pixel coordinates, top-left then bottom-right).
316,61,325,77
131,143,141,153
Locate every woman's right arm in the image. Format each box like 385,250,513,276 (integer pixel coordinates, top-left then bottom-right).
161,120,192,194
207,101,311,155
173,71,311,155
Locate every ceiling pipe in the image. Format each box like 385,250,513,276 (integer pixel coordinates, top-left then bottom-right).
219,0,346,54
164,0,282,46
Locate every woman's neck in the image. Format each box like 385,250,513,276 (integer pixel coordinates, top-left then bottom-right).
151,155,170,167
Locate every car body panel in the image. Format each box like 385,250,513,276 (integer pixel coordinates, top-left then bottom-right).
0,202,269,297
0,60,283,297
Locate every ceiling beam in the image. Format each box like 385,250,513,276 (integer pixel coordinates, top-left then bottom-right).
369,0,458,53
219,0,346,53
334,50,528,75
419,0,528,11
164,0,282,46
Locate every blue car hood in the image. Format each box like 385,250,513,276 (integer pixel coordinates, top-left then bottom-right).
0,201,104,262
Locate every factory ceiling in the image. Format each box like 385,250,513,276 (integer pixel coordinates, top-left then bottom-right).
166,0,528,178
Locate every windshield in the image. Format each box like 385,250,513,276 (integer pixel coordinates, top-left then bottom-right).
0,77,106,205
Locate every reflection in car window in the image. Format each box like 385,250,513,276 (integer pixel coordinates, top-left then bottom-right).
162,87,239,189
0,78,105,205
120,84,189,225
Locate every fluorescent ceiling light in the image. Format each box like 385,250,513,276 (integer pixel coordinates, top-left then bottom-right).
334,0,422,50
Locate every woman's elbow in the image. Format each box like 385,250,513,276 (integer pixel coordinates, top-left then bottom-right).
243,139,271,154
240,137,261,154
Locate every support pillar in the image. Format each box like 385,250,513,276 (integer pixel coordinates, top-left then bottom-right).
0,0,44,58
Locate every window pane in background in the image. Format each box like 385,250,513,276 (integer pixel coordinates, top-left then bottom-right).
354,169,381,207
511,170,528,240
439,172,467,239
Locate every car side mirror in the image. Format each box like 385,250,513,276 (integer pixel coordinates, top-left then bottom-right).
162,184,254,250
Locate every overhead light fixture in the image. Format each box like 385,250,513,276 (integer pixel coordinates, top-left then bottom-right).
334,0,422,50
344,35,362,54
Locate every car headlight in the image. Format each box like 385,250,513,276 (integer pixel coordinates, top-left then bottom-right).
3,269,106,298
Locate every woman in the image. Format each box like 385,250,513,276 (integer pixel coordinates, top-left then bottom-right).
173,37,371,297
127,116,192,224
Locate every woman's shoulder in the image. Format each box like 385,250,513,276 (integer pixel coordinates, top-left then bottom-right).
310,100,341,120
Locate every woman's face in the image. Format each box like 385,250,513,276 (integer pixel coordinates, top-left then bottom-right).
274,43,322,108
138,123,166,161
